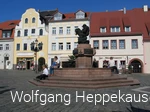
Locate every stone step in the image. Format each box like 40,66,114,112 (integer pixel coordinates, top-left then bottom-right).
29,79,140,89
40,79,133,85
47,75,128,81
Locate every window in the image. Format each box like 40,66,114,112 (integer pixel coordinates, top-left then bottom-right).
39,29,43,36
24,43,27,50
59,43,63,50
52,43,56,51
74,42,78,48
132,39,138,49
3,33,5,38
59,27,63,34
32,17,35,23
119,40,125,49
17,31,21,37
52,27,56,35
74,26,78,34
102,40,109,49
67,27,71,34
5,44,9,50
125,26,131,32
76,11,85,19
111,40,117,49
66,42,71,50
74,26,78,29
100,27,106,33
24,29,28,36
16,44,20,51
93,40,99,49
7,32,10,37
54,12,62,20
110,26,120,32
31,29,35,34
2,30,11,38
25,18,28,23
0,44,3,50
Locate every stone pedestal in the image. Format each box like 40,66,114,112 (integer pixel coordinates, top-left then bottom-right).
73,44,96,68
76,57,92,68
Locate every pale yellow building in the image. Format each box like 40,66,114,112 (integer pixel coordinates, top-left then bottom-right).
13,8,57,70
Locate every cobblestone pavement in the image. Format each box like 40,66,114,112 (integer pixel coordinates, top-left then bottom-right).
0,70,150,112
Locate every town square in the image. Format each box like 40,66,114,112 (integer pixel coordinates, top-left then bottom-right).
0,0,150,111
0,70,150,111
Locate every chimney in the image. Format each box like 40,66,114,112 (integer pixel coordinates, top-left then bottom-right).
123,7,126,14
143,5,148,12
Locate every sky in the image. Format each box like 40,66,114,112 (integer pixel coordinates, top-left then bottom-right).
0,0,150,22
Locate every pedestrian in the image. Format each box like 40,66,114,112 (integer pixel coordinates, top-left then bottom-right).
92,58,97,68
36,64,49,80
103,60,108,68
109,57,119,74
49,56,59,76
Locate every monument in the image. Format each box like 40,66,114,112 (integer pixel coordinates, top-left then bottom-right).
73,24,95,68
29,24,140,88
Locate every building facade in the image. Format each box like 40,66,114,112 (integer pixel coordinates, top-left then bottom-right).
90,6,150,73
13,8,57,70
48,10,90,68
0,20,20,69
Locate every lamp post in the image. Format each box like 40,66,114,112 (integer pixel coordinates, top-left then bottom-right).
30,39,43,73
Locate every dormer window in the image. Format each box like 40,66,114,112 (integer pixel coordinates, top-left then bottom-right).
110,26,120,32
125,26,131,32
100,27,106,33
76,11,85,19
54,12,62,20
2,30,11,38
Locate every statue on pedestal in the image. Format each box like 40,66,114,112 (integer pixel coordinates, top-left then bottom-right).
75,24,89,44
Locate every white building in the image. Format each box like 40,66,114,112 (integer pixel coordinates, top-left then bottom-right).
90,35,144,73
48,10,90,67
0,20,20,69
90,6,150,73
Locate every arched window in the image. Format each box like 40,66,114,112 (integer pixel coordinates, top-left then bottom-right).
32,17,35,23
39,29,43,36
25,18,28,23
17,31,21,37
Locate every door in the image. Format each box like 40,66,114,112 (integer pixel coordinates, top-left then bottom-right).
27,61,31,70
130,60,142,73
4,57,9,69
38,57,45,71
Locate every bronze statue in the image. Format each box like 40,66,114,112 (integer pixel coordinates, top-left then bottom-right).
75,24,89,44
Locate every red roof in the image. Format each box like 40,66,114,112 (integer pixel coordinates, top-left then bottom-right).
51,11,90,21
90,8,150,41
0,20,20,39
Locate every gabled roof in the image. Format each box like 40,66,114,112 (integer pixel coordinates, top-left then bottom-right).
0,20,20,30
39,9,58,17
0,20,20,39
90,8,150,41
75,10,85,14
39,9,58,25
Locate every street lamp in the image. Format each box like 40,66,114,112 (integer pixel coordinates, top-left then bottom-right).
30,39,43,73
